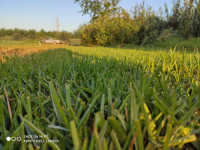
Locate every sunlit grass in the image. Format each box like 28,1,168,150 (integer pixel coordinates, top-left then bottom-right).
0,46,199,149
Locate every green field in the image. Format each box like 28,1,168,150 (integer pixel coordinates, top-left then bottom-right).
0,46,200,150
0,40,38,45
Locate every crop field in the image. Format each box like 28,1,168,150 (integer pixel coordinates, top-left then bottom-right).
0,44,200,150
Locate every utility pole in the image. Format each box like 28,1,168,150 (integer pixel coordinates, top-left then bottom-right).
56,17,60,33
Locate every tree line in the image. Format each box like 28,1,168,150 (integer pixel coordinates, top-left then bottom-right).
75,0,200,46
0,28,77,41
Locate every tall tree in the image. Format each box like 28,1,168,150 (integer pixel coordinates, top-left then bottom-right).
74,0,120,20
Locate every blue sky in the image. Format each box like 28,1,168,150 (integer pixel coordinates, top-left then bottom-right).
0,0,174,32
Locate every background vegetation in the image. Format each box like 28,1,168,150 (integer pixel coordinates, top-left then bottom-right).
1,0,200,49
0,28,76,42
76,0,200,47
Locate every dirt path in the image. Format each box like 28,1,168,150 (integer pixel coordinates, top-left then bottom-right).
0,44,68,62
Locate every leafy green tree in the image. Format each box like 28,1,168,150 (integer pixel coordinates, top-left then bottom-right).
74,0,120,20
77,0,200,46
0,28,74,41
58,31,73,42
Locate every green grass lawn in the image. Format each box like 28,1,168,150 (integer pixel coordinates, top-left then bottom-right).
152,37,200,51
0,46,200,150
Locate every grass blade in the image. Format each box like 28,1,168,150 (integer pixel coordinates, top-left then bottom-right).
111,130,122,150
49,81,69,128
0,97,6,144
108,116,126,143
27,97,32,123
78,94,100,128
4,86,12,123
23,118,61,150
70,121,80,150
135,119,144,150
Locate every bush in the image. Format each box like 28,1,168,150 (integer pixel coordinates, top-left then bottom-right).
78,0,200,46
13,33,22,41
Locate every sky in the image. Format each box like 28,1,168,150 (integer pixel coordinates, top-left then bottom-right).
0,0,174,32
